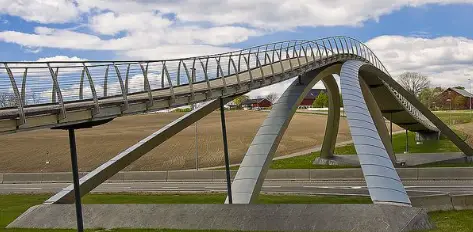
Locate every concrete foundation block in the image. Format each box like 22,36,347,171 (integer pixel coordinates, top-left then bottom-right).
415,132,440,141
8,204,434,232
411,194,453,211
266,169,310,180
123,171,167,182
451,194,473,210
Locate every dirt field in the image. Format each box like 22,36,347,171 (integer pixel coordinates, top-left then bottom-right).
0,110,361,172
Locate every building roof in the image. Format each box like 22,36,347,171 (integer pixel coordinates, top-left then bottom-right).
242,98,269,105
304,89,326,100
447,87,473,98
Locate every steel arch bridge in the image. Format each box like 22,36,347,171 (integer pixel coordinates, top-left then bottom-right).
1,36,471,207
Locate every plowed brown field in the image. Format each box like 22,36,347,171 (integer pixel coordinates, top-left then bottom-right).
1,111,358,172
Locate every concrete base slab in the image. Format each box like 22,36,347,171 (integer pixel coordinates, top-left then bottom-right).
315,152,468,167
313,156,360,166
8,204,433,232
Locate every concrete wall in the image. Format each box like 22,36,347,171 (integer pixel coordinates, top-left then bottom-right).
451,194,473,210
411,194,454,211
411,194,473,212
2,167,473,183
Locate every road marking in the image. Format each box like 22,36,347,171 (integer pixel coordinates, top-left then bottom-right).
204,187,226,189
263,186,281,188
161,187,179,189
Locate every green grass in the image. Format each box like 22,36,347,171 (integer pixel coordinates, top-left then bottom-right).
426,210,473,232
270,131,463,169
434,111,473,125
1,194,472,232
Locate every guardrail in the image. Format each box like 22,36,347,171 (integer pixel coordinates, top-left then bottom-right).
2,167,473,184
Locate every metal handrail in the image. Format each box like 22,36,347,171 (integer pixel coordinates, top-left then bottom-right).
0,36,436,131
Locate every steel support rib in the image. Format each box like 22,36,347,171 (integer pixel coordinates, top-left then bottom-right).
318,75,341,160
226,64,341,204
359,77,396,163
46,97,235,204
340,60,410,206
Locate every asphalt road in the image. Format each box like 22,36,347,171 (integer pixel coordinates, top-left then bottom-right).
1,180,473,197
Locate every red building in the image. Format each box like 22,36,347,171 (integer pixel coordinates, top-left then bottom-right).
242,98,272,109
299,89,326,108
438,87,473,110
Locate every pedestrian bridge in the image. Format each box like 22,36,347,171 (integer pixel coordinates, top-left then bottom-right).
0,36,471,207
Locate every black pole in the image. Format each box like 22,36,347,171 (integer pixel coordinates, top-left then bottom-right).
68,129,84,232
219,97,233,204
390,112,393,143
405,129,409,153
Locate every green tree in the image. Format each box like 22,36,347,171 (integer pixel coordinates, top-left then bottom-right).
418,87,443,110
454,95,466,110
313,92,328,108
233,95,249,109
419,88,433,109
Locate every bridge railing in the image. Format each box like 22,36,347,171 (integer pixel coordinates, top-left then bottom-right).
0,36,435,130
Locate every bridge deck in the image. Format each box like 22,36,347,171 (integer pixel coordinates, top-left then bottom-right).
0,54,433,134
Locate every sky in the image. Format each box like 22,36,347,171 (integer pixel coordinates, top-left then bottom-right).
1,0,473,98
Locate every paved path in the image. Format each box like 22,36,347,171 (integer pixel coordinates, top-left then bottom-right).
2,180,473,197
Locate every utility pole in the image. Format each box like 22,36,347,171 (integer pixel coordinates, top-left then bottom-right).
469,78,472,119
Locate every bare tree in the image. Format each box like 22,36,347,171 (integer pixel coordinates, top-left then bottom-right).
397,72,430,97
265,92,279,104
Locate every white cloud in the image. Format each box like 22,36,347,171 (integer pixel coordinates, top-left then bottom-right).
36,55,86,62
77,0,473,29
0,0,80,23
89,11,173,35
122,44,234,59
366,35,473,88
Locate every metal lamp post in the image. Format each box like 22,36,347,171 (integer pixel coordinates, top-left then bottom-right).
447,98,452,125
190,67,199,170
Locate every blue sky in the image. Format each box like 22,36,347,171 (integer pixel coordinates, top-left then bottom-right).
1,0,473,96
